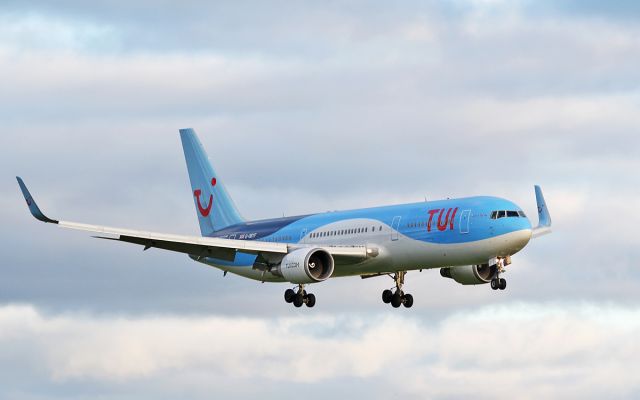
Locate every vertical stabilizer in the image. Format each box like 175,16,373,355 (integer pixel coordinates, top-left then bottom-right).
179,128,244,236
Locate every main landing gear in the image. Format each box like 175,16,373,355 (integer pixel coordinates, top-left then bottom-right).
284,285,316,308
490,257,507,290
381,271,413,308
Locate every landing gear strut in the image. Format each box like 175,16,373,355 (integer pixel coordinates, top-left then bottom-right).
381,271,413,308
284,285,316,308
490,258,507,291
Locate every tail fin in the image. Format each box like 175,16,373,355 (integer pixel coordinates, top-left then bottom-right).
179,128,244,236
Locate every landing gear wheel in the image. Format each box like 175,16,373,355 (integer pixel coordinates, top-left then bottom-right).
305,293,316,308
284,288,296,303
499,278,507,290
293,293,304,307
382,289,393,304
391,292,402,308
491,279,499,290
403,293,414,308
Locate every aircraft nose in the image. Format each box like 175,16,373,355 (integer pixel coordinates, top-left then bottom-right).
509,225,532,254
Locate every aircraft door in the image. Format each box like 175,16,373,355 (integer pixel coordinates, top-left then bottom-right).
459,210,471,234
391,216,402,241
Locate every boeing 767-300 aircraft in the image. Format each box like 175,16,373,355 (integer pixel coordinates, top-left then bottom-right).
17,129,552,308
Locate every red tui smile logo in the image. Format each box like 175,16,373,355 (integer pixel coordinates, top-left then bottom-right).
194,178,216,217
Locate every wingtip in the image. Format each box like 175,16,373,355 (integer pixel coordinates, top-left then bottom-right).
534,185,552,229
16,177,58,224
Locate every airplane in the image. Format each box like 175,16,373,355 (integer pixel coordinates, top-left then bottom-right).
17,128,552,309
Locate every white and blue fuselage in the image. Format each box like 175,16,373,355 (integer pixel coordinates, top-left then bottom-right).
200,196,533,281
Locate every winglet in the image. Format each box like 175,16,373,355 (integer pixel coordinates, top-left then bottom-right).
533,185,551,238
16,177,59,224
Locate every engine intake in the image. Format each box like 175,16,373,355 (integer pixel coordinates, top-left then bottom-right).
277,248,335,284
440,263,497,285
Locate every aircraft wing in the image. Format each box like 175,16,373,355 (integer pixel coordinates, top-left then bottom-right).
16,177,368,262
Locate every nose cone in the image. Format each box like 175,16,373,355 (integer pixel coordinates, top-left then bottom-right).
504,214,532,255
509,227,532,254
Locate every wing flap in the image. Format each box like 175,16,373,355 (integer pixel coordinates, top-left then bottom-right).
58,221,289,256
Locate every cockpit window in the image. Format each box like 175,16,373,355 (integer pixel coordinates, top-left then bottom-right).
491,210,526,219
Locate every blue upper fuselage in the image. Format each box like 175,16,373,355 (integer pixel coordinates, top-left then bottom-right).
210,196,532,245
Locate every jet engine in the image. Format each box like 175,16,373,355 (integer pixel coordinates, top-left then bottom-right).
440,263,496,285
276,248,335,284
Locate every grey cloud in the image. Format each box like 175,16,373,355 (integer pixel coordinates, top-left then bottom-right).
1,303,639,399
0,3,639,397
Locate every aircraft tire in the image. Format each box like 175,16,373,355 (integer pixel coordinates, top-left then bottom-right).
382,289,393,304
403,294,413,308
391,292,402,308
305,293,316,308
499,278,507,290
284,289,296,303
293,293,304,307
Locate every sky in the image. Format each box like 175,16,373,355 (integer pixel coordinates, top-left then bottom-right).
1,0,639,398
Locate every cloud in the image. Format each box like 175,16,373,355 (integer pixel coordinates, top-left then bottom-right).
1,303,639,399
1,0,639,347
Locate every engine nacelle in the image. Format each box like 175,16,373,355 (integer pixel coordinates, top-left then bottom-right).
440,263,496,285
276,248,335,284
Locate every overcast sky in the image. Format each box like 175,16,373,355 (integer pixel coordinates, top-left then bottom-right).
1,1,640,399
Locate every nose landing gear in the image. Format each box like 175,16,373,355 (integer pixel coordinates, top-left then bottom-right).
381,271,413,308
491,278,507,290
490,257,508,290
284,285,316,308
